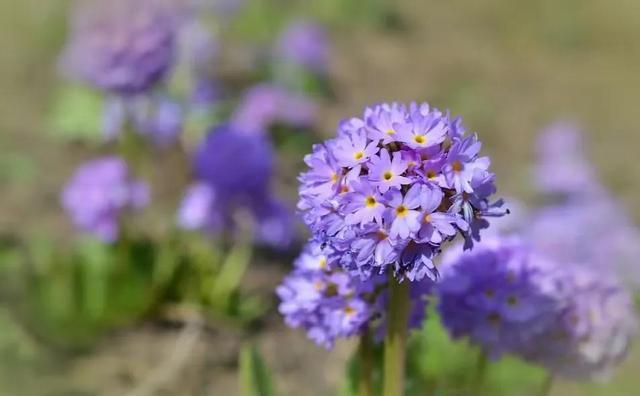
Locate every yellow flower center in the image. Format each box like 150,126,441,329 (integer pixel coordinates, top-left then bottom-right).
344,306,356,316
331,172,338,183
487,312,501,327
353,151,364,160
385,128,396,135
365,196,377,207
314,281,324,291
395,205,408,217
383,171,393,181
452,160,463,172
426,170,437,179
318,257,327,269
423,214,431,223
376,230,388,240
414,135,426,144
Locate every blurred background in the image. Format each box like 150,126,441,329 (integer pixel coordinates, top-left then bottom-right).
1,0,639,395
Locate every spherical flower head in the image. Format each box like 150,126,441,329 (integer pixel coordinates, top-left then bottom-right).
520,265,637,381
60,0,177,95
275,20,329,74
230,84,317,133
61,156,149,242
298,102,504,282
194,123,274,202
182,124,293,248
277,240,433,348
437,237,563,359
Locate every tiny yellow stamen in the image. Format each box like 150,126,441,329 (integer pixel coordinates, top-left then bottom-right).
318,257,327,269
331,172,338,183
344,306,356,316
353,151,364,160
365,196,377,208
383,171,393,181
414,135,426,144
452,160,463,172
426,170,437,179
395,205,408,217
487,312,501,327
385,128,396,135
423,214,431,223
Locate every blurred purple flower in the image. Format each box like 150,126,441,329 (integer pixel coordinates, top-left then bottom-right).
230,84,317,132
102,95,183,147
528,198,640,289
520,264,637,380
60,0,178,96
178,124,293,248
276,20,329,74
62,156,148,242
177,182,221,231
437,237,563,359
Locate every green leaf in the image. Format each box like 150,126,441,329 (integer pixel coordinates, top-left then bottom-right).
48,84,103,142
210,239,253,309
239,344,278,396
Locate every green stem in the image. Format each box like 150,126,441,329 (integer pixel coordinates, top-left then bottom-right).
358,330,374,396
539,373,554,396
473,350,488,396
383,276,410,396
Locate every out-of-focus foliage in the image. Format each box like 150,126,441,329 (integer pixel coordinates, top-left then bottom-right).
239,344,279,396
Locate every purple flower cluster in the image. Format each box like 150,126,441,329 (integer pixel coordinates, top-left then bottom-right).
60,0,178,96
298,102,504,281
230,84,317,133
437,237,563,358
102,95,184,147
438,236,637,378
529,122,640,288
177,124,293,248
520,265,637,380
61,157,149,242
277,241,432,348
275,20,329,74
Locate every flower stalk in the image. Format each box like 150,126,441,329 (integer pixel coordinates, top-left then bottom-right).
358,330,374,396
383,275,410,396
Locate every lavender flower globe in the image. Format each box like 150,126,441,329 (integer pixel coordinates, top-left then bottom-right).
520,265,637,381
298,102,504,281
60,0,177,96
437,237,563,358
61,157,149,242
178,124,293,248
275,20,329,74
277,241,432,348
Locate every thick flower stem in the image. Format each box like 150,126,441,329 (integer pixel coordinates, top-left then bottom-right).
539,373,554,396
358,331,374,396
383,277,410,396
473,350,488,395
